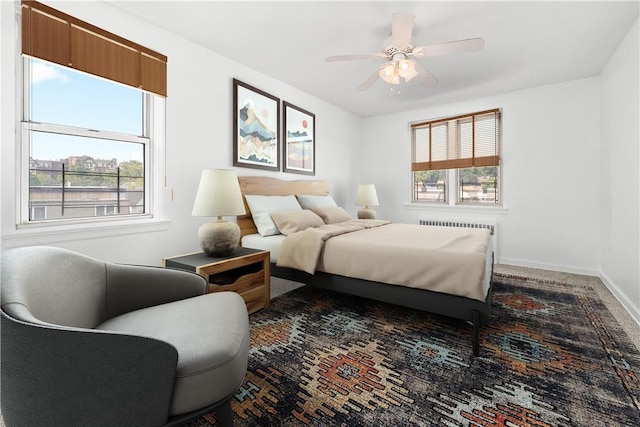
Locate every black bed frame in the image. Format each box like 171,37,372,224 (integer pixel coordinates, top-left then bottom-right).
269,254,494,357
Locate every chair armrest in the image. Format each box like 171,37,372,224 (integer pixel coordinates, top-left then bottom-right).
1,310,177,427
105,264,207,319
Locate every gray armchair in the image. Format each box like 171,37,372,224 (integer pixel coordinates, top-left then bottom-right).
1,246,250,427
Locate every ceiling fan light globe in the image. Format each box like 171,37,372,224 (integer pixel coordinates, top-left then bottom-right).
379,62,396,83
399,59,419,81
379,69,392,83
378,68,389,83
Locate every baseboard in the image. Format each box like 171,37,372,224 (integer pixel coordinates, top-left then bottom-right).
599,272,640,326
498,257,600,277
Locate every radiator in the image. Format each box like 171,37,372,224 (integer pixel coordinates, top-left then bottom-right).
419,219,498,259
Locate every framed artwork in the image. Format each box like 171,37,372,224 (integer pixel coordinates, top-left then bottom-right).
283,101,315,175
233,78,280,171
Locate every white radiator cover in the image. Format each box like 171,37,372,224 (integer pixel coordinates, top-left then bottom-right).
419,219,498,261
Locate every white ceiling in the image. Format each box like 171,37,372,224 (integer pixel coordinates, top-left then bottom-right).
109,1,639,117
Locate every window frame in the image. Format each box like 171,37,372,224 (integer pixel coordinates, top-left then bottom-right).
18,56,163,229
412,169,448,204
411,109,502,208
455,166,501,206
5,1,169,245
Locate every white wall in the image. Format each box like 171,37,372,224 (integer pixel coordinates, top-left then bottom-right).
0,1,362,265
362,77,602,275
600,18,640,323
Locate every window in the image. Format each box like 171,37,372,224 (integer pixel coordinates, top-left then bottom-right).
413,170,447,203
24,60,148,222
411,109,501,206
458,166,499,204
20,0,167,225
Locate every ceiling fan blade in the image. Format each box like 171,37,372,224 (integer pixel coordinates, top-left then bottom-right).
357,65,384,91
325,53,386,62
412,38,485,57
391,12,415,47
413,62,439,88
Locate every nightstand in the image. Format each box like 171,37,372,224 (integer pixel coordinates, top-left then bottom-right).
163,247,270,314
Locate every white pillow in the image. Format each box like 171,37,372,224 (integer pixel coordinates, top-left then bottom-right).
245,195,302,236
296,194,338,209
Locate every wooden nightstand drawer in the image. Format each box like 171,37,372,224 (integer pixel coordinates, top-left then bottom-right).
163,247,270,314
207,268,264,294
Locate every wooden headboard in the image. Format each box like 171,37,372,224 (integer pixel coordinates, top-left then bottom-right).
237,176,331,238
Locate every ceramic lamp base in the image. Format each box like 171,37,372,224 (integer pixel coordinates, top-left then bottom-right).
198,220,240,257
357,208,377,219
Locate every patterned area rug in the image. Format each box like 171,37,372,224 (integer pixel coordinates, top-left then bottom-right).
189,274,640,426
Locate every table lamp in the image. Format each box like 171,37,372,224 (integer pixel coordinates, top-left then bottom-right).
192,169,246,257
355,184,379,219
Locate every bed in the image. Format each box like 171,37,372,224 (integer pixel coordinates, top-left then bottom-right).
237,176,494,356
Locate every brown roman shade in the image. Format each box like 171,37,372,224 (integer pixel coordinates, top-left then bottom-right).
412,108,500,172
22,0,167,97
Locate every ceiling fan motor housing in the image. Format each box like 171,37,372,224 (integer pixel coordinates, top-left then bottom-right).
383,45,414,60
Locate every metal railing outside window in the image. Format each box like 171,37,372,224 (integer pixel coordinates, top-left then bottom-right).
414,181,447,203
459,179,499,204
28,165,144,221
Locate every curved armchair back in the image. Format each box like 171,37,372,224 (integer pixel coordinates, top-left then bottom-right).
1,246,109,328
1,245,247,427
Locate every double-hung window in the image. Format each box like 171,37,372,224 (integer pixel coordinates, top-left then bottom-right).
411,109,501,206
20,0,167,225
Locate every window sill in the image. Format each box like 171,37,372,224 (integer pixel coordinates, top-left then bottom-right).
2,217,171,246
403,203,509,216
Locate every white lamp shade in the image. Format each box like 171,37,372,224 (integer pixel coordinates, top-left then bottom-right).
192,169,246,217
355,184,379,207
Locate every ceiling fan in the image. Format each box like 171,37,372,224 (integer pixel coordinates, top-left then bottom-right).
325,12,484,91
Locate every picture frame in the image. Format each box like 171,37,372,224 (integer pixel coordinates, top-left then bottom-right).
283,101,315,175
233,79,280,171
